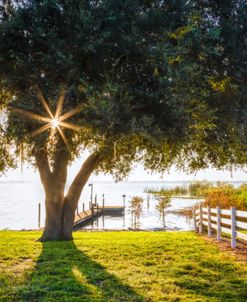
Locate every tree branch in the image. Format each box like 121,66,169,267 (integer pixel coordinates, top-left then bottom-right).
53,145,69,188
66,152,102,207
32,84,53,118
34,147,52,189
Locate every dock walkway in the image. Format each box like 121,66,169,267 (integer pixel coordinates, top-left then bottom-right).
74,206,124,229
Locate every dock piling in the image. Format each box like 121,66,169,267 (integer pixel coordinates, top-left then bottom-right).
102,194,105,209
122,194,126,207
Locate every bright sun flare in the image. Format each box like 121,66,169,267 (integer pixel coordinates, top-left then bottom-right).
51,118,60,129
9,85,82,150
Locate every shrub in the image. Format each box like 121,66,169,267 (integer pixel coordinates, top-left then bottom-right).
129,196,144,229
155,193,172,227
204,184,247,210
189,181,212,197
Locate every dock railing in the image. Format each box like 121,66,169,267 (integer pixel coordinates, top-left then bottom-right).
193,204,247,248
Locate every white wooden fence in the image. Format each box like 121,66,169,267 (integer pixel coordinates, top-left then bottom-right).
193,204,247,248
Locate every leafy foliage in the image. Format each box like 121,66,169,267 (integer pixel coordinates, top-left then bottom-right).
204,183,247,210
148,181,247,210
146,185,188,196
0,0,246,177
129,196,144,229
155,193,172,212
155,193,172,227
165,181,247,210
0,113,15,172
188,181,212,197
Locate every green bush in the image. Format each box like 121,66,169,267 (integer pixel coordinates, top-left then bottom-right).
188,181,212,196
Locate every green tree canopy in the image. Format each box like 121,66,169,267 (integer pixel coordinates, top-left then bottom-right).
0,0,246,240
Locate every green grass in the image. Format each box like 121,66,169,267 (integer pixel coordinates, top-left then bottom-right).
0,231,246,302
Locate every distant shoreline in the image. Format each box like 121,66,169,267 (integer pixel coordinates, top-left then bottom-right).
0,180,246,184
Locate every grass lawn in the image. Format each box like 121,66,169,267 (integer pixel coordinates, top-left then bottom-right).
0,231,246,302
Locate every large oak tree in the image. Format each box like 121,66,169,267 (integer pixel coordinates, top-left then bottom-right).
0,0,246,241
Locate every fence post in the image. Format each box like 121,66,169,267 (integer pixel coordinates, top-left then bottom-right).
192,208,197,232
207,206,211,237
231,207,236,248
216,206,221,241
199,204,203,234
38,202,41,228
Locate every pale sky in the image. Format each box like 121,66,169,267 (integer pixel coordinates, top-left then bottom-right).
1,153,246,182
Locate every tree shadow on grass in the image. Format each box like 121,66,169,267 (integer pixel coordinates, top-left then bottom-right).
172,258,247,301
18,241,146,302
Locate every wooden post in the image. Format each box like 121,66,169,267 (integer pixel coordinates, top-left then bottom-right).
131,210,134,229
216,206,221,241
231,207,236,248
199,204,203,234
89,183,93,208
123,211,125,228
38,202,41,228
207,206,211,237
92,204,94,220
147,195,150,209
193,208,197,232
122,194,126,207
102,194,105,209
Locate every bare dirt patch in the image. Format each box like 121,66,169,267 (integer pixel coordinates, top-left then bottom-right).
199,233,247,263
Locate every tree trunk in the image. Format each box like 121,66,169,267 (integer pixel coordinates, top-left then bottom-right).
40,196,64,241
62,152,101,240
35,146,101,241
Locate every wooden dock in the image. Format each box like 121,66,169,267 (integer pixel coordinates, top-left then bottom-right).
74,206,125,229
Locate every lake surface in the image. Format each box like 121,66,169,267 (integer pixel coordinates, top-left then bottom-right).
0,181,244,230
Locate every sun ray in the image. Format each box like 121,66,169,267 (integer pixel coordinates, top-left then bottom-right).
51,118,60,129
49,118,60,141
59,121,81,131
59,104,84,122
9,88,84,152
49,127,56,141
57,126,70,150
32,85,54,119
55,88,66,119
9,107,51,123
29,124,51,138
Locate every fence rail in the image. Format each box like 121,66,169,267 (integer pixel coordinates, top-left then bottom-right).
193,204,247,248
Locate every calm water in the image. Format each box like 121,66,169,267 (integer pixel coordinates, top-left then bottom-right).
0,181,243,230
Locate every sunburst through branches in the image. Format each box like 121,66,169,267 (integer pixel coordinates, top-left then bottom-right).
51,118,60,129
9,86,83,150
